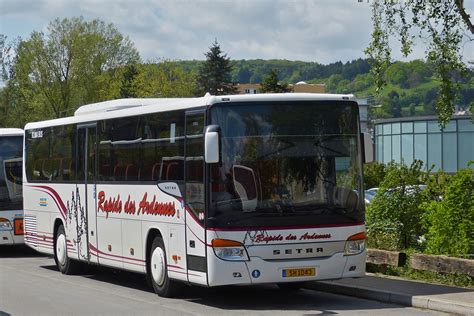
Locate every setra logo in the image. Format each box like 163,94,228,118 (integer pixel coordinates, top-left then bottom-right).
273,247,324,256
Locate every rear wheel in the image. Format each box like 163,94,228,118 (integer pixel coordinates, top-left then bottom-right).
147,236,180,297
54,225,81,274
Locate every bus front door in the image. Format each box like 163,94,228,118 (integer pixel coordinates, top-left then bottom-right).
184,111,207,283
75,124,98,263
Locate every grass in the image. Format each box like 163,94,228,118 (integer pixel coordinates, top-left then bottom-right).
367,263,474,289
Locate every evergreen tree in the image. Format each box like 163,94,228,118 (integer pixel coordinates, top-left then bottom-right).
388,90,402,118
196,40,237,96
260,69,291,93
120,64,139,98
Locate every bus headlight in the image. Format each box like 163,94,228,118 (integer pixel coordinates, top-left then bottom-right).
212,239,249,261
0,218,12,231
344,232,366,256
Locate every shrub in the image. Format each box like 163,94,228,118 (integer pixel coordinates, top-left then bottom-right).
422,167,474,257
363,161,386,189
366,160,430,250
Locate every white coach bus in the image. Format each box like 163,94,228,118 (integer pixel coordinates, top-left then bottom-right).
0,128,24,245
23,93,372,297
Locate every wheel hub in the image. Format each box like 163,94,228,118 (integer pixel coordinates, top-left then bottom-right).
56,234,67,266
151,247,166,286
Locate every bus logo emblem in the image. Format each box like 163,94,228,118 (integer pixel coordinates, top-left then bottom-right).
39,198,47,207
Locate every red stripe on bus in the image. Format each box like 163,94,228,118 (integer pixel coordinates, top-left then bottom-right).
32,186,68,220
88,243,145,263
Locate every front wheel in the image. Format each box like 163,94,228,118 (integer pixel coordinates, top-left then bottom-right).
147,236,180,297
54,225,81,274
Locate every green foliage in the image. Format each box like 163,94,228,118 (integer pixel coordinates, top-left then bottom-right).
172,58,472,121
260,69,291,93
421,166,474,257
365,0,472,128
366,160,430,250
365,160,474,259
1,17,140,126
196,40,237,96
122,61,196,98
369,262,474,289
363,161,386,189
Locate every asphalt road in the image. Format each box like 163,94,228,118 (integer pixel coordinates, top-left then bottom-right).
0,246,445,316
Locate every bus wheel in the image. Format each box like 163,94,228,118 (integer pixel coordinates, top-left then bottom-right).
148,236,179,297
54,225,80,275
277,282,304,291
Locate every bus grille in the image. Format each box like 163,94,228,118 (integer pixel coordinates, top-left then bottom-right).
24,215,37,234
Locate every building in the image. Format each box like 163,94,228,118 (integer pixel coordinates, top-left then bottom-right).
374,116,474,172
236,81,326,94
237,83,261,94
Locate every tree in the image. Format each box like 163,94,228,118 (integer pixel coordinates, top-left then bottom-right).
365,0,474,127
388,90,402,118
260,69,292,93
127,61,196,98
119,64,139,98
196,40,237,96
2,17,140,125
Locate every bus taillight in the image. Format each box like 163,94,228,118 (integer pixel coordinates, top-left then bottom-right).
14,218,24,235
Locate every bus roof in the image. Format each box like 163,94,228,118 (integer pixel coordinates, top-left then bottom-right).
24,93,355,130
0,128,24,136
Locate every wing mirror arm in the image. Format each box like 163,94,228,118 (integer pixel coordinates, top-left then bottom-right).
361,132,374,163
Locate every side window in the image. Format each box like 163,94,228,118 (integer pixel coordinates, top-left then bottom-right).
141,111,185,182
50,125,75,182
26,128,52,181
98,117,141,182
186,114,205,182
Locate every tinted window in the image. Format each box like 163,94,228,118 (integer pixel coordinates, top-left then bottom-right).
26,126,76,182
97,111,185,182
141,111,185,181
26,128,52,181
0,136,23,210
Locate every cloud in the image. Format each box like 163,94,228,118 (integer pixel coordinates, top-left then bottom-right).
1,0,471,64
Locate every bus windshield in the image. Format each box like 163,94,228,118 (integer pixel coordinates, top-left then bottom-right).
0,136,23,211
208,101,363,228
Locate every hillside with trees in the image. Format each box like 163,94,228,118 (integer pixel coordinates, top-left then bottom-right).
175,58,473,119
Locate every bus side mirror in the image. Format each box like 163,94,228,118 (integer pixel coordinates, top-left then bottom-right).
205,125,221,164
361,132,374,163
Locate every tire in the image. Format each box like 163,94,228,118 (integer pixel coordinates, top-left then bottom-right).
277,282,304,291
54,225,81,275
147,236,180,297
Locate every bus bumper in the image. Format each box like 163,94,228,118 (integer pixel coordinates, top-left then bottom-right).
207,251,365,287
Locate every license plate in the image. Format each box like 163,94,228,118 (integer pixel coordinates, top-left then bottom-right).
282,267,315,278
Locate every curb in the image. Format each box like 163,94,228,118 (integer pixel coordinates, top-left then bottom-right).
304,281,474,315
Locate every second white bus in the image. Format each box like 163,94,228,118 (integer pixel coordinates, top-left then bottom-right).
0,128,24,245
24,93,371,297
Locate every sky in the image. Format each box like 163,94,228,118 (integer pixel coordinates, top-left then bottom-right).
1,0,473,65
